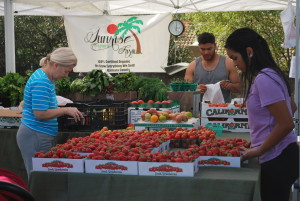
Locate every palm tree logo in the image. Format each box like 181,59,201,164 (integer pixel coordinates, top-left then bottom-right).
114,16,143,54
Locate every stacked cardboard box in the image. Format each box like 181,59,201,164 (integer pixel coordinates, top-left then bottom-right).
0,107,22,128
200,103,249,132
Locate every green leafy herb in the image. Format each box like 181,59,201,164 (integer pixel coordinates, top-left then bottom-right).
81,69,111,96
134,76,168,101
55,77,72,96
112,72,137,93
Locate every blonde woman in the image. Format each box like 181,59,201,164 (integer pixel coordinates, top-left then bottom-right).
16,47,84,178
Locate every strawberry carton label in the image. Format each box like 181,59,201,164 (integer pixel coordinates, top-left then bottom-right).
198,156,241,167
201,103,248,118
32,158,84,173
138,161,198,177
85,160,138,175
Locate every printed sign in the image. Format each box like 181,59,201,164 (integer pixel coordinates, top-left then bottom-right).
64,14,171,73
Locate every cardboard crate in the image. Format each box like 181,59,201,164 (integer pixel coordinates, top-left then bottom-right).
85,160,138,175
198,156,241,167
32,158,84,173
0,107,22,128
128,106,180,124
134,118,200,131
138,160,199,177
201,103,248,118
201,117,249,132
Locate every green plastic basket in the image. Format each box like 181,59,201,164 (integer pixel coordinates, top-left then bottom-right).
205,124,223,137
189,83,198,91
170,83,181,91
170,83,197,91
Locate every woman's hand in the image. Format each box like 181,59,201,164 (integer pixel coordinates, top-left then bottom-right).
240,146,263,161
64,107,84,122
220,80,231,90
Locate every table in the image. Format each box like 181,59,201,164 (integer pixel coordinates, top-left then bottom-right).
0,128,91,184
29,166,260,201
3,129,260,201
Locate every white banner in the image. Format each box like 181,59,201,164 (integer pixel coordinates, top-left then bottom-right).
64,13,171,73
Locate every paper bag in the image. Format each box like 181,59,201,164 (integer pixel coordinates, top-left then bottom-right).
57,96,73,106
202,82,225,103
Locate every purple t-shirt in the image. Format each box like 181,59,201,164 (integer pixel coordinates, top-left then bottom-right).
246,68,296,163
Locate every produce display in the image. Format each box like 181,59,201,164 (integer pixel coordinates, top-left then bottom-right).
169,78,197,92
197,138,250,157
130,99,178,108
34,126,249,160
207,103,245,108
140,108,193,123
33,126,251,175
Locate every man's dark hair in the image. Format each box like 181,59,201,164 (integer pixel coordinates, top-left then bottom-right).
197,32,215,44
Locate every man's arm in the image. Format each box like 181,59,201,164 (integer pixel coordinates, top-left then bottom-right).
220,57,241,93
184,60,196,82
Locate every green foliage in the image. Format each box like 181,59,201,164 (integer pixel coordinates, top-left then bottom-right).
14,16,68,75
134,77,168,101
55,77,72,96
112,72,137,93
81,70,111,96
70,78,85,93
0,12,293,88
0,73,26,106
177,11,293,71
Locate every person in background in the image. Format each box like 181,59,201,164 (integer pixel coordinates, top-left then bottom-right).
185,32,241,102
225,28,298,201
16,47,84,178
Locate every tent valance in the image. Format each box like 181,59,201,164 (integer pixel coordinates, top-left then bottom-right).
0,0,297,16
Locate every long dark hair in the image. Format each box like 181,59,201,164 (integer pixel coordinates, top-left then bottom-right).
225,28,291,101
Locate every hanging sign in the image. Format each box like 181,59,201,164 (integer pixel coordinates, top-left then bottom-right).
64,13,171,73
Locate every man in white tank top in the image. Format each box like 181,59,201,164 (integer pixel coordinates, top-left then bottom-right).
185,32,241,102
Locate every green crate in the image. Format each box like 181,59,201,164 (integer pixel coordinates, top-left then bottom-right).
170,83,197,91
205,124,223,137
170,83,181,91
189,83,198,91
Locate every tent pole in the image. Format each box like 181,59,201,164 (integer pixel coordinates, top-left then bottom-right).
295,0,300,190
4,0,16,74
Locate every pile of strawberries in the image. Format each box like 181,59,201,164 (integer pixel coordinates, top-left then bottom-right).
34,127,251,162
197,138,250,157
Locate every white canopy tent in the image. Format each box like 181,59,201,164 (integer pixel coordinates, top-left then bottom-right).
1,0,300,132
2,0,298,123
0,0,296,15
1,0,298,73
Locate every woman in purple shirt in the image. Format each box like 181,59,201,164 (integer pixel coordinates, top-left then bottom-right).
225,28,299,201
